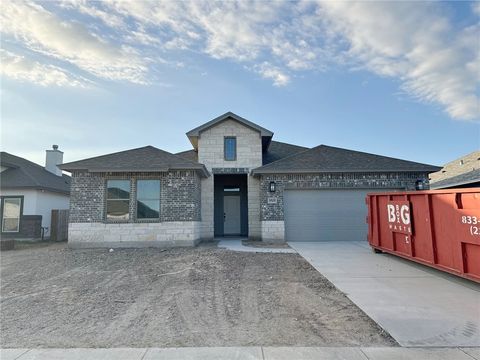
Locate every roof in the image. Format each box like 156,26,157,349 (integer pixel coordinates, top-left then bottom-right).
186,112,274,151
175,149,198,162
60,146,209,177
262,141,309,165
1,152,70,195
252,145,441,175
175,140,308,165
429,150,480,184
430,168,480,189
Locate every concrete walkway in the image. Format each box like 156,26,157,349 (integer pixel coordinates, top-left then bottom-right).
2,347,479,360
289,241,480,347
217,238,296,253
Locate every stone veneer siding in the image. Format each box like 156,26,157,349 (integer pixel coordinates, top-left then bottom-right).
260,220,284,243
68,222,201,248
68,170,202,247
197,119,263,240
260,172,429,221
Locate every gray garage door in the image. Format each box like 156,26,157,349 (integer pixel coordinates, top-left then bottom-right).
284,189,372,242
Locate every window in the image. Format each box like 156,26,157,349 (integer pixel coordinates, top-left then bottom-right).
224,137,236,161
136,180,160,219
2,197,21,232
106,180,130,220
224,187,240,192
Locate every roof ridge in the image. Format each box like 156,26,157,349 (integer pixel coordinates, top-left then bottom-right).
59,145,209,177
253,143,440,174
1,151,45,170
186,112,274,137
318,144,440,167
61,145,160,167
1,151,60,179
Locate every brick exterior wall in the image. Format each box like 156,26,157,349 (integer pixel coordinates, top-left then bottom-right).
69,172,105,222
69,171,201,223
259,172,429,221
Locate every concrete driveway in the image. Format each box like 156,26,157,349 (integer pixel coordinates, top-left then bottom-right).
289,241,480,347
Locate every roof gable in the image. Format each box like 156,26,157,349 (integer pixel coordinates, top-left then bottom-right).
252,145,441,174
186,112,273,151
430,168,480,189
60,146,209,177
176,140,308,165
0,152,70,194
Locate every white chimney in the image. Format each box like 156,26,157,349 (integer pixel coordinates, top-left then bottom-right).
45,145,63,176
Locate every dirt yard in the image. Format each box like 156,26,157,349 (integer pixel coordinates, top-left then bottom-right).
0,242,396,348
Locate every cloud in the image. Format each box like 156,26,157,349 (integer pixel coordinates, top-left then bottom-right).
0,50,91,88
254,62,290,87
318,1,479,121
0,0,478,121
473,2,480,16
59,0,125,29
1,0,147,84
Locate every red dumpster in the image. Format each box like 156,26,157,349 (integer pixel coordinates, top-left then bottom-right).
367,188,480,283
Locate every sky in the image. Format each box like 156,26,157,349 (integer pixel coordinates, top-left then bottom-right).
1,0,479,168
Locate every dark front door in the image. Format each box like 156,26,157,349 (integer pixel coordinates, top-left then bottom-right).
214,174,248,237
223,195,241,235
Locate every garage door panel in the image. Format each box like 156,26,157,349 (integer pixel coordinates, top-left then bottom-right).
284,189,371,242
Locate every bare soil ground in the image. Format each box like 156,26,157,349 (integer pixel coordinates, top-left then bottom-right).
0,243,396,348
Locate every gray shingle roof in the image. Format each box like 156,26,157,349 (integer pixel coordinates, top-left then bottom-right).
60,146,209,177
1,152,70,194
252,145,441,174
262,141,309,165
430,168,480,189
175,149,198,162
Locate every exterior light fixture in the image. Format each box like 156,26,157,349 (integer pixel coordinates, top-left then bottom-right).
415,179,426,190
269,181,276,192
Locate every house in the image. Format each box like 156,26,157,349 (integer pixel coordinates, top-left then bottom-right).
60,112,440,248
0,146,70,240
430,151,480,189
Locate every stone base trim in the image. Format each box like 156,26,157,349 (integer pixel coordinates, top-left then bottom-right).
68,222,201,248
69,239,200,249
261,221,285,243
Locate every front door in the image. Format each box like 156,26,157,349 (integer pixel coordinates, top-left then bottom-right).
223,195,241,235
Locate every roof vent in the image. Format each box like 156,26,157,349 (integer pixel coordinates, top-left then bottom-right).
53,144,59,150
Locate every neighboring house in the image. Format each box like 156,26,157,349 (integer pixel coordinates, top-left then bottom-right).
0,146,70,240
430,151,480,189
60,112,440,248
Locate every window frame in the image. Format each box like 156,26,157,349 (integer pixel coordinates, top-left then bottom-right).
135,179,161,221
0,195,23,233
224,136,237,161
105,179,131,222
